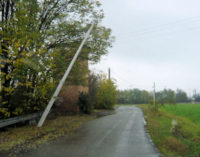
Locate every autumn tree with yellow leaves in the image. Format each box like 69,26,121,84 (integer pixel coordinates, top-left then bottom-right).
0,0,114,119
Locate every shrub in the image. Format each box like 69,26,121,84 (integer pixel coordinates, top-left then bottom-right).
77,73,117,112
88,73,99,108
77,92,93,114
96,76,117,109
165,136,188,154
148,99,160,111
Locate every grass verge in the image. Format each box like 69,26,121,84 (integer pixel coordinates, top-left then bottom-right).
0,114,94,156
139,104,200,157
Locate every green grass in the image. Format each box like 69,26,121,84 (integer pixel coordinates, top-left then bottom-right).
160,103,200,126
139,104,200,157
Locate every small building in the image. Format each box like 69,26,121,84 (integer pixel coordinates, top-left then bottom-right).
57,60,89,113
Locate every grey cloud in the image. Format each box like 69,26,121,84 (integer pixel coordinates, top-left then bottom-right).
91,0,200,94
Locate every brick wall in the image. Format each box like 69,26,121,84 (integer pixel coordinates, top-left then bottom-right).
58,85,88,113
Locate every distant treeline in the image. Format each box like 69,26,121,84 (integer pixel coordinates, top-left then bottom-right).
117,89,200,104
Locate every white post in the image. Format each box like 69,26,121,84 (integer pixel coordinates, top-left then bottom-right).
37,23,95,127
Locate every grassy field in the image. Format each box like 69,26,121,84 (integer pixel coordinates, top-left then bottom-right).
139,103,200,157
161,103,200,126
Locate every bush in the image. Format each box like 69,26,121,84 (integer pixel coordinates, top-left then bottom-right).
77,73,99,114
165,136,188,154
88,73,99,108
148,99,160,111
77,73,117,113
96,76,117,109
77,92,93,114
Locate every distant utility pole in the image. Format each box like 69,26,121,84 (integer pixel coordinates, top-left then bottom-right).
108,68,111,80
193,89,197,103
37,23,95,127
153,82,156,106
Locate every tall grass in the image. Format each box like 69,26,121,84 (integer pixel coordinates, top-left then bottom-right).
140,104,200,157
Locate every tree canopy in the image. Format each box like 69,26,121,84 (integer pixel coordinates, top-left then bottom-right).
0,0,114,118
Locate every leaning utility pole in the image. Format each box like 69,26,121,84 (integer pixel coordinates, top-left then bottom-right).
37,23,95,127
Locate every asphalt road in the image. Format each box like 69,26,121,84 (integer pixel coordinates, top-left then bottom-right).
21,106,160,157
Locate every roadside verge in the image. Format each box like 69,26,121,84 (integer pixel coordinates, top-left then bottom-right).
139,105,200,157
0,110,115,157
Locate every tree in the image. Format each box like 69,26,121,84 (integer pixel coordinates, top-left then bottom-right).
0,0,114,118
117,89,152,104
193,91,200,102
78,72,117,113
96,75,117,109
77,73,99,114
156,89,176,105
117,90,128,104
176,89,188,103
88,73,99,107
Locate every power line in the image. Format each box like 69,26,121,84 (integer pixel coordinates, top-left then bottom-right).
126,16,200,36
111,69,141,88
121,16,200,40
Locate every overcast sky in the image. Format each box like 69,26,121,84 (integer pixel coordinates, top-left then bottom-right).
90,0,200,95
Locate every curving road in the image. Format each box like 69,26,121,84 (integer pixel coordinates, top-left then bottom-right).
21,106,160,157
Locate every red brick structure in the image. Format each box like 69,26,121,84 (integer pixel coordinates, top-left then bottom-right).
58,85,88,113
57,60,89,113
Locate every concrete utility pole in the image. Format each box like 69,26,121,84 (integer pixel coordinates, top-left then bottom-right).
153,82,156,106
37,23,95,127
108,68,111,80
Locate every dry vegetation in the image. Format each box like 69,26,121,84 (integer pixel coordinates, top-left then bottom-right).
0,114,94,156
